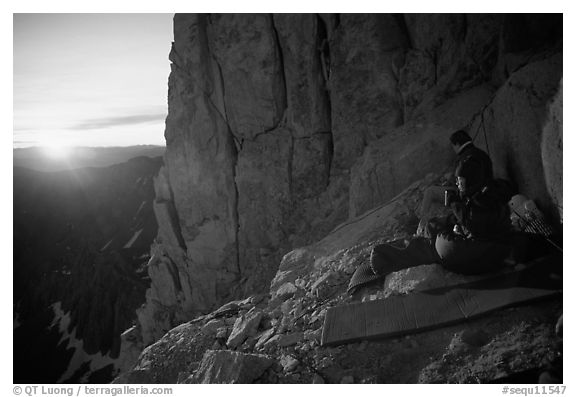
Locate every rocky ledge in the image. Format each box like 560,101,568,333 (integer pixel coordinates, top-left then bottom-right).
115,174,562,384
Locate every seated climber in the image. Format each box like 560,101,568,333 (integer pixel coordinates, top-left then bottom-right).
348,154,513,295
417,129,493,236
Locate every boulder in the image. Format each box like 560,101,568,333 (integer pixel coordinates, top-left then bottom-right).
279,355,300,372
215,327,228,340
226,310,264,348
189,350,275,384
274,282,299,301
382,264,491,298
310,271,338,299
263,334,282,349
280,299,294,316
304,328,322,344
201,319,226,336
212,301,240,317
254,328,276,350
278,332,304,347
270,248,318,295
122,321,215,384
241,336,259,351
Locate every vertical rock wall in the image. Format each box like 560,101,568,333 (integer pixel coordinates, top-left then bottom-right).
133,13,562,349
137,14,241,344
470,54,563,219
329,14,408,171
541,79,563,222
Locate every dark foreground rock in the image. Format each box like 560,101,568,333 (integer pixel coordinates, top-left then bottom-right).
185,350,275,384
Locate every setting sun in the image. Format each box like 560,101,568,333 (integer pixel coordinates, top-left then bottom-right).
42,145,72,160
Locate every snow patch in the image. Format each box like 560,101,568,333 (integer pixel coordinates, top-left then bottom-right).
50,302,117,383
100,239,114,252
134,201,147,218
123,229,143,249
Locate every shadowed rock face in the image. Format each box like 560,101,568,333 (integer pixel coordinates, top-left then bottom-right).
541,79,562,222
13,156,162,383
134,13,562,353
472,54,562,217
329,14,408,171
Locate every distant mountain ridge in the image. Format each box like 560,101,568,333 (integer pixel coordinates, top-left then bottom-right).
13,155,162,383
13,145,165,172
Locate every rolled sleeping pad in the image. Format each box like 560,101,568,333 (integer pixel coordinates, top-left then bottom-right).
347,238,439,295
347,261,383,295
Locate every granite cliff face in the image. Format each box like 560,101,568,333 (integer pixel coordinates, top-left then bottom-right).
132,13,562,358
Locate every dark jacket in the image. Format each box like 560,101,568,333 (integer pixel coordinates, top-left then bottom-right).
450,181,511,240
454,143,493,196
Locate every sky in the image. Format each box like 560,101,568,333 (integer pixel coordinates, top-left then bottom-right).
13,13,174,148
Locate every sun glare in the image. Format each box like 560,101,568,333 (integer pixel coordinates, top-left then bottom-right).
42,145,72,160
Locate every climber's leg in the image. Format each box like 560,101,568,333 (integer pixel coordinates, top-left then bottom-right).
370,237,441,276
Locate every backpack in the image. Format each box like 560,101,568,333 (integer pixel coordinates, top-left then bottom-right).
454,178,514,239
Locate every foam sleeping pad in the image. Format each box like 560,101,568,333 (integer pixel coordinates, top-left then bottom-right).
323,260,561,346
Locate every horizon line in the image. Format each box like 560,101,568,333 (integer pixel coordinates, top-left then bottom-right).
13,144,167,150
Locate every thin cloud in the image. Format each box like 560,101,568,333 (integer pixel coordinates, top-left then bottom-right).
71,113,166,130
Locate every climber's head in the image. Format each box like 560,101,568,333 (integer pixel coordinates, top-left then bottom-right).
450,130,472,153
